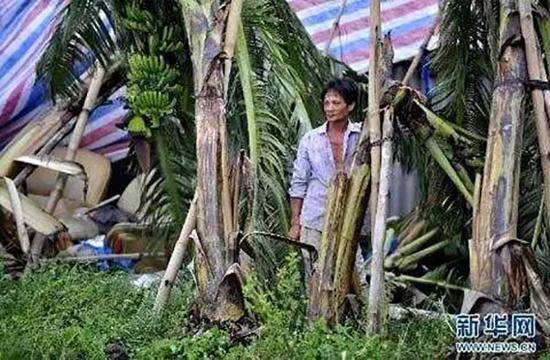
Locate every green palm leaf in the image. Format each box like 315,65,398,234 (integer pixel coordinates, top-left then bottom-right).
37,0,118,99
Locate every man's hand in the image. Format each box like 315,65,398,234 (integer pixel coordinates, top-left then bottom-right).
288,223,301,241
288,224,302,241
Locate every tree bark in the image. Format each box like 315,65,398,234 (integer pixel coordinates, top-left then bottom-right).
307,167,370,324
470,0,527,310
181,0,245,322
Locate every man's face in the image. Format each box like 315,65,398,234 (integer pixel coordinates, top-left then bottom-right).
323,90,353,123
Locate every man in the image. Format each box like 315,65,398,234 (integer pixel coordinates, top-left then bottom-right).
288,77,366,292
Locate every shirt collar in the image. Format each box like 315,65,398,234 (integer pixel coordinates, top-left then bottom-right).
316,120,362,134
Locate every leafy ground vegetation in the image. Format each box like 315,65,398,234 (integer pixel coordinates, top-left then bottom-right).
0,254,456,359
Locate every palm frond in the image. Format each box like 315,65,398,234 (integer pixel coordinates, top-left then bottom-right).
37,0,118,99
430,0,493,131
135,121,195,239
223,0,347,278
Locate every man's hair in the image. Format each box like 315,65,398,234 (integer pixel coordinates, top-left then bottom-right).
321,77,358,105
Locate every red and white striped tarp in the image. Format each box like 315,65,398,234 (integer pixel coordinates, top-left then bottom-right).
0,0,129,162
287,0,439,73
0,0,438,162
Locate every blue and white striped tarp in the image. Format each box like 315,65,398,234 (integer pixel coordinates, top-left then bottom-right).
0,0,438,162
287,0,439,72
0,0,130,162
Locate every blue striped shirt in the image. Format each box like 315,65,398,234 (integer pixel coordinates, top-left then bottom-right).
289,121,362,231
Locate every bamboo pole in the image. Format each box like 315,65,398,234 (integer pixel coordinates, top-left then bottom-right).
5,178,29,255
367,0,382,231
518,0,550,225
28,66,106,266
154,194,197,313
52,252,164,262
324,0,348,54
402,16,439,86
81,195,120,215
367,109,393,335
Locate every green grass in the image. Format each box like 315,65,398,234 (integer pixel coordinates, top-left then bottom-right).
0,264,193,359
0,258,455,360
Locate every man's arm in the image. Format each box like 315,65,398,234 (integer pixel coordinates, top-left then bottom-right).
288,197,303,240
288,134,311,240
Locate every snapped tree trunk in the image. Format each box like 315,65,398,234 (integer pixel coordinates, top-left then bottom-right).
180,0,244,322
470,0,528,311
307,167,370,324
307,19,394,325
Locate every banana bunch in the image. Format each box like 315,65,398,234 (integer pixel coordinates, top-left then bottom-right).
121,2,185,138
148,25,184,55
122,5,155,34
128,54,180,93
127,115,152,138
128,90,175,129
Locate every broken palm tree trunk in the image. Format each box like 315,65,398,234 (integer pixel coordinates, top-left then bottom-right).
367,109,394,335
28,65,106,267
308,19,395,325
470,0,530,313
391,87,476,206
154,193,197,313
519,0,550,225
307,166,371,324
180,0,245,322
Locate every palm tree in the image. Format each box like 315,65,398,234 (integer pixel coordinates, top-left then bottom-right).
28,0,550,334
423,0,550,330
33,0,341,321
